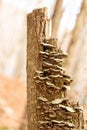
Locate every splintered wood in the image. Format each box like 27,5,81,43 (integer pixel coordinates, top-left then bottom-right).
27,8,84,130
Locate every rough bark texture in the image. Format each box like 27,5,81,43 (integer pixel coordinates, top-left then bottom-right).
27,8,84,130
27,8,49,130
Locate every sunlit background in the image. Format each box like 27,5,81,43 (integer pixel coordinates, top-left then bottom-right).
0,0,87,129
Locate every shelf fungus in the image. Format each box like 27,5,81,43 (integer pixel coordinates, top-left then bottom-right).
38,97,48,102
45,81,60,90
39,51,49,57
34,75,49,81
59,104,76,113
43,61,65,71
51,120,74,128
51,98,67,105
34,39,84,130
41,42,55,48
49,51,68,59
49,57,63,64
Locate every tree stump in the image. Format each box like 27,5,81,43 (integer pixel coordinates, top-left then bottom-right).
27,8,84,130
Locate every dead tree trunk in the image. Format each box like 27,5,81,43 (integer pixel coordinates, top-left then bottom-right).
27,8,84,130
27,8,51,130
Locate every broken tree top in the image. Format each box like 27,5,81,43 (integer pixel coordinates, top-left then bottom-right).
27,8,84,130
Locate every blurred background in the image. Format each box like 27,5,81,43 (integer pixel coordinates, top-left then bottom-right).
0,0,87,129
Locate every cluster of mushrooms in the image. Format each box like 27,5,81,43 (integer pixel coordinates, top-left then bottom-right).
34,39,84,130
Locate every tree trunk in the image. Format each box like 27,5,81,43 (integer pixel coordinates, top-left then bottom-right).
52,0,63,38
66,0,87,75
27,8,50,130
66,0,87,108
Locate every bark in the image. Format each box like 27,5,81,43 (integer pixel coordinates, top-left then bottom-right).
52,0,63,38
27,8,49,130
